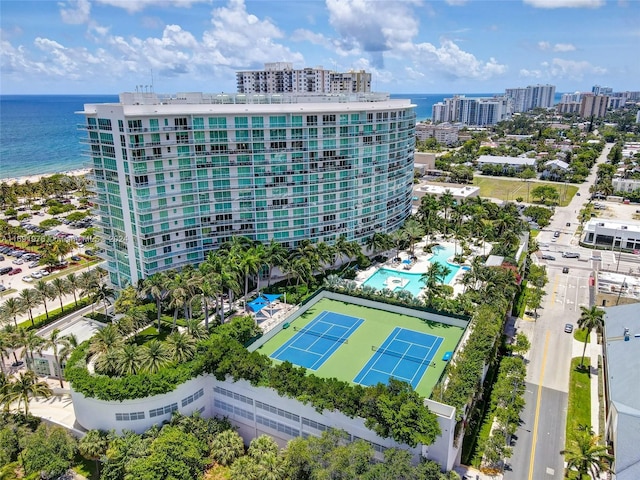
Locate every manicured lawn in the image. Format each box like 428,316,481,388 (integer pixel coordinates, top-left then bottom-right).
257,297,465,398
0,288,17,297
565,357,591,449
573,328,591,344
134,325,172,345
473,177,579,206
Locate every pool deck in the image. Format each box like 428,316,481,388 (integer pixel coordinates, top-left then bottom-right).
355,239,486,297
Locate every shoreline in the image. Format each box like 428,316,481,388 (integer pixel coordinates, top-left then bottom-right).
0,168,91,186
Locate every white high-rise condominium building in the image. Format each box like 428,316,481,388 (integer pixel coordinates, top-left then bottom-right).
236,63,371,94
505,84,556,112
80,92,416,288
431,95,511,126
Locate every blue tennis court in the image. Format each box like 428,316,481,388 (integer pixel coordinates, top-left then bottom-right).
270,311,364,370
354,327,443,389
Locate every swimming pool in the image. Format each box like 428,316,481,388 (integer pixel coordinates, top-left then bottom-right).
362,245,461,297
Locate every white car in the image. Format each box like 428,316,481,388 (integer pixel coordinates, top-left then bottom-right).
12,258,24,265
22,276,33,282
31,271,43,279
38,269,50,276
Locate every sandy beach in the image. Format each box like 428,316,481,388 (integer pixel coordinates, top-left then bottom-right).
0,168,91,186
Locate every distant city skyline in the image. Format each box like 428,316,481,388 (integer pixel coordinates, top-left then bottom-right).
1,0,639,95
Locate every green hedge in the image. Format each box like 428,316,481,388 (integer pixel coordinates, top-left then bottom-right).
65,315,441,448
18,297,93,331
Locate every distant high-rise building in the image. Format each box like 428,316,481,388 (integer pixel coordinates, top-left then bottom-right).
580,93,609,119
431,95,511,126
236,63,371,94
505,84,556,112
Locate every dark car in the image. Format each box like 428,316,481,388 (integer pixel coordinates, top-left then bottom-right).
564,323,574,333
0,267,12,275
70,255,81,262
553,231,560,238
85,249,95,256
541,254,556,260
562,266,570,274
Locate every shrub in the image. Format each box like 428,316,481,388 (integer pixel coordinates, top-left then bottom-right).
39,218,62,228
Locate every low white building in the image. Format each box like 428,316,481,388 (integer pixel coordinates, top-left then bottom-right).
612,178,640,193
476,155,536,170
582,219,640,251
413,183,480,202
33,317,104,379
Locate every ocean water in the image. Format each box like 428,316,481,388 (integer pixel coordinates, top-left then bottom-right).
0,94,118,180
0,92,564,180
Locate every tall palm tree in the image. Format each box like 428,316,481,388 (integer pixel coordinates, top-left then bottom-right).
44,328,78,388
2,370,52,416
19,289,42,327
577,306,605,366
1,297,26,328
183,318,207,341
401,218,425,256
0,332,12,375
15,328,44,372
93,283,115,319
65,273,81,307
34,280,55,320
140,340,170,374
139,272,169,333
168,275,187,330
420,262,452,307
238,246,263,307
263,239,288,287
561,429,612,479
50,277,70,312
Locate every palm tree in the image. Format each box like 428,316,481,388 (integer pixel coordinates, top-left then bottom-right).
115,343,143,376
165,331,197,364
88,324,122,356
168,276,187,331
561,429,612,479
139,272,169,333
93,283,115,319
577,306,605,366
1,297,26,327
19,289,42,327
238,246,263,307
263,239,288,287
15,328,44,372
420,262,452,307
79,429,109,476
139,340,170,374
50,277,70,312
44,328,78,388
183,318,207,341
2,370,52,416
401,218,425,256
34,280,55,320
210,429,245,466
0,332,12,375
65,273,81,307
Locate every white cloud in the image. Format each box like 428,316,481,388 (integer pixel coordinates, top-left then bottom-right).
411,39,507,80
538,41,576,52
94,0,209,14
548,58,606,78
523,0,604,8
445,0,468,5
553,43,576,52
59,0,91,24
519,68,543,78
326,0,420,67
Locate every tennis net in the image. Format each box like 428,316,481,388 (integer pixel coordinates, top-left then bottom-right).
372,345,429,365
293,326,348,344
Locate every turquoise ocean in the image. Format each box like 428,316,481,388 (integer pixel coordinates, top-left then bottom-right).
0,92,562,180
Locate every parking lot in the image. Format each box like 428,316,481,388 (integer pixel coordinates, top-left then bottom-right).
0,205,98,294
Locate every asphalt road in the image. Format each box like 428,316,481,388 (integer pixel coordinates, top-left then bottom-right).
504,143,613,479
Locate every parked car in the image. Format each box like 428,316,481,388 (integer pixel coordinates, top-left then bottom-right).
8,268,22,275
564,323,574,333
562,266,570,274
29,261,40,269
0,267,12,275
38,269,50,276
0,285,6,292
541,254,556,260
553,231,560,238
22,276,33,282
70,255,81,262
562,252,580,258
31,271,42,279
0,255,4,261
12,259,24,265
85,249,95,256
566,222,571,227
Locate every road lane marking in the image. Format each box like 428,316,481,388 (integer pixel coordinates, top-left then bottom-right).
528,331,550,480
550,275,560,304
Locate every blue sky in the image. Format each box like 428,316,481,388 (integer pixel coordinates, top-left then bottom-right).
1,0,638,95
